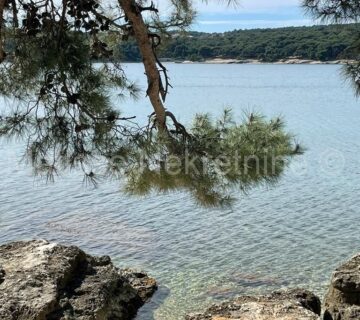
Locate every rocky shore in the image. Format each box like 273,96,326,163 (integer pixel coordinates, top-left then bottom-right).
186,289,321,320
186,253,360,320
323,253,360,320
0,240,157,320
0,240,359,319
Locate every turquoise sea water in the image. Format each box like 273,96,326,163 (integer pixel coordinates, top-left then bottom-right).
0,64,360,319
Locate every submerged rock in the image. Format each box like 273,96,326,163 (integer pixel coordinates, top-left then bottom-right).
0,240,157,320
324,253,360,320
186,289,321,320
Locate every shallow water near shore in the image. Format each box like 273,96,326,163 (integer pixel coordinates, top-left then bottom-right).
1,64,360,319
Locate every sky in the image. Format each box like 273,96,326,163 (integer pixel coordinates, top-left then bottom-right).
156,0,315,32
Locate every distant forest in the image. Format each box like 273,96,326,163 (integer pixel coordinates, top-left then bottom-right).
118,24,360,62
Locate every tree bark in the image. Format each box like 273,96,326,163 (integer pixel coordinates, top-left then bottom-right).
0,0,5,62
118,0,166,129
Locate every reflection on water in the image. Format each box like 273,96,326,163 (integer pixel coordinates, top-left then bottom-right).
1,64,360,319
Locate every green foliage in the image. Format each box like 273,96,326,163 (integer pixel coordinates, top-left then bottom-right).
0,0,303,207
303,0,360,22
303,0,360,96
117,24,360,62
123,110,302,207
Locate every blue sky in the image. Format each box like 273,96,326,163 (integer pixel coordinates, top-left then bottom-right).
158,0,315,32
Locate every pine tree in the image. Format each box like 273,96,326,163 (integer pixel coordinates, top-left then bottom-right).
0,0,303,206
303,0,360,95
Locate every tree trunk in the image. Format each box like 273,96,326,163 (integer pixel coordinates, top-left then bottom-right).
118,0,166,129
0,0,5,62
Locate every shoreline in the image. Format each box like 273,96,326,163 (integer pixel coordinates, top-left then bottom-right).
177,58,354,65
103,58,355,65
1,240,360,320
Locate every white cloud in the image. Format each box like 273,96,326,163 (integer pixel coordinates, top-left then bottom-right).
197,18,312,27
194,0,302,13
152,0,309,31
153,0,302,15
154,0,302,14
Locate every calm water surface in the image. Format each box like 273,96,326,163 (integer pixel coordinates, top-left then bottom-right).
1,64,360,319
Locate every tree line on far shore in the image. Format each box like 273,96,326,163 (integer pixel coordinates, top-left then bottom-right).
118,23,359,62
